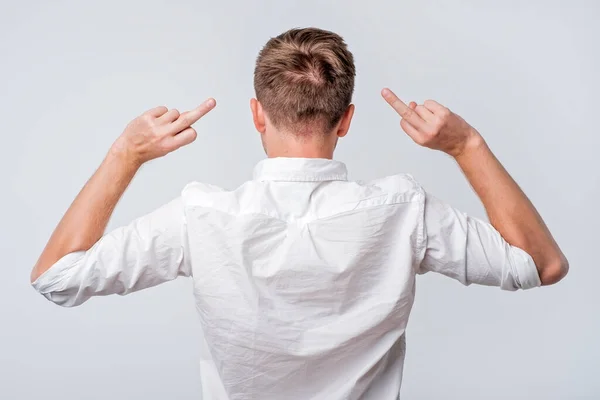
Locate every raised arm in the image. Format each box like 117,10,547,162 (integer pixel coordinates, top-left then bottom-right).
381,88,568,286
30,99,216,299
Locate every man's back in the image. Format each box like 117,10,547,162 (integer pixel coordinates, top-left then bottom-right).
187,158,422,398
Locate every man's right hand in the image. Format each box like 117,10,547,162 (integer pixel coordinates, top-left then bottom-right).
381,88,482,158
111,98,217,167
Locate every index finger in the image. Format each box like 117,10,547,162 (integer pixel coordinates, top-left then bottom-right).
170,98,216,133
381,88,425,129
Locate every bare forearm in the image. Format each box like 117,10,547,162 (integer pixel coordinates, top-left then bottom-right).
454,132,568,284
30,99,215,284
31,146,139,282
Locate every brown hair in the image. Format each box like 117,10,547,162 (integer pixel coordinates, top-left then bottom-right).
254,27,356,135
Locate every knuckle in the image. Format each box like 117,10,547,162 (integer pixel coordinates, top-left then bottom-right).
155,124,165,133
434,115,448,128
424,128,438,138
401,108,414,119
414,135,427,146
141,117,155,128
181,115,193,125
158,143,170,154
427,126,439,135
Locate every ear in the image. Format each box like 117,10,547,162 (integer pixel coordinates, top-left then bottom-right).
336,104,355,138
250,98,266,134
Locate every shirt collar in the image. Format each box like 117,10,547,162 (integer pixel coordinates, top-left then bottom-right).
253,157,348,182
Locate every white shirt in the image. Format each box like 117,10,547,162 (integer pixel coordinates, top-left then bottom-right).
32,157,541,399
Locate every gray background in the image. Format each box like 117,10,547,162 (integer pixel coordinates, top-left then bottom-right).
1,0,598,399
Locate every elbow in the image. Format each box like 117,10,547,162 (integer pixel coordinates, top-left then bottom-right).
539,255,569,286
37,292,82,308
30,261,49,284
30,265,42,284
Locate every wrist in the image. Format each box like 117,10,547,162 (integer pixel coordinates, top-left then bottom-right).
453,129,487,161
108,139,143,171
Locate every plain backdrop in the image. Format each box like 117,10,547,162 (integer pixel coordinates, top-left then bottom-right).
1,0,598,399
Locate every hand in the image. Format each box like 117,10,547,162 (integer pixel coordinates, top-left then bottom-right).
381,88,482,158
111,98,217,166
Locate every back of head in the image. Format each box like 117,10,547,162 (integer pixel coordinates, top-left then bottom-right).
254,27,356,136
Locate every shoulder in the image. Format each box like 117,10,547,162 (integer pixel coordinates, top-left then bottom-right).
358,173,425,203
181,181,231,207
182,181,225,198
181,180,261,216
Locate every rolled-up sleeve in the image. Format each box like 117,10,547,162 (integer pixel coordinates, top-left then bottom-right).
419,193,541,291
32,197,192,307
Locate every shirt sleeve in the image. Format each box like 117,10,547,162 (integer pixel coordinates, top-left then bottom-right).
31,197,192,307
419,192,541,291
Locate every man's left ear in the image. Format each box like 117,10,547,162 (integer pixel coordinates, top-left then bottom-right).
337,104,355,138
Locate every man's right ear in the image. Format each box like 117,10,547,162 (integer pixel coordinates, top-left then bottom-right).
250,98,266,134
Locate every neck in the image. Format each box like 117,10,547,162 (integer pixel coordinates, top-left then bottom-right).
268,147,334,159
264,132,336,159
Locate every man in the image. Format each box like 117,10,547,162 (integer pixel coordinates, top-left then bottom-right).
31,27,568,399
